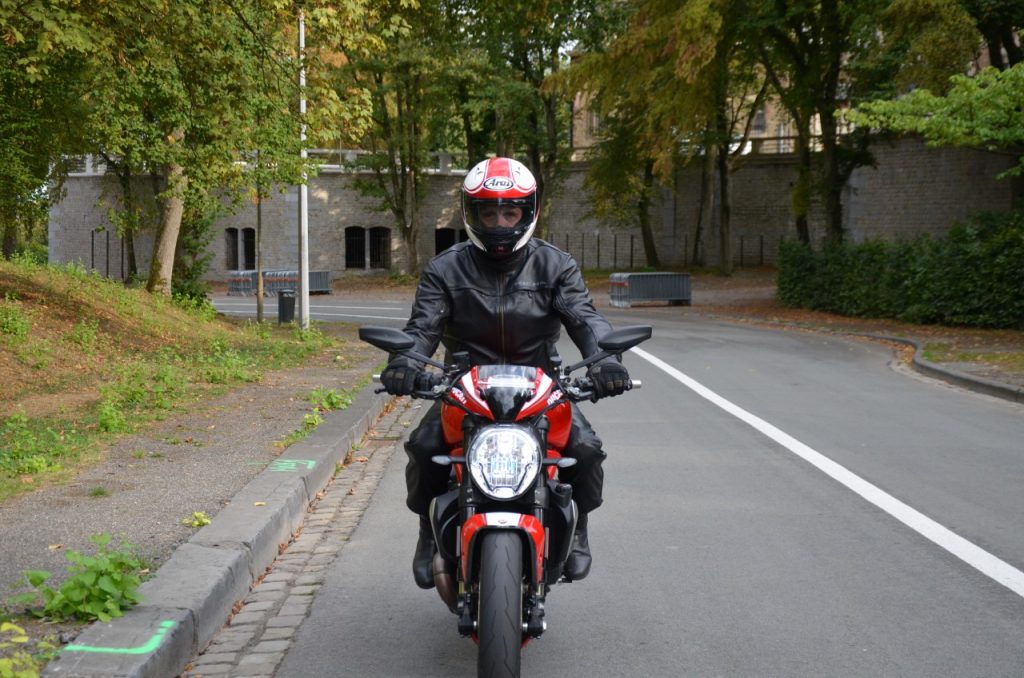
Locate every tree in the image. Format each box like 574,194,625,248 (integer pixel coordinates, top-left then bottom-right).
962,0,1023,70
850,64,1024,175
464,0,616,240
333,1,446,274
0,22,86,258
1,0,379,293
752,0,978,246
565,0,767,274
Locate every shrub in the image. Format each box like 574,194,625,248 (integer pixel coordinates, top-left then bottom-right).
777,211,1024,328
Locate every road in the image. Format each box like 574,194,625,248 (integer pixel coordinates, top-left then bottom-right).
216,295,1024,676
212,295,411,325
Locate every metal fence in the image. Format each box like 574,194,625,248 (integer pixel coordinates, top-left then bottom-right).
608,272,692,308
226,270,332,296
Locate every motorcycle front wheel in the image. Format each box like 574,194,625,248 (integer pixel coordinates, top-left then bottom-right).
476,531,524,678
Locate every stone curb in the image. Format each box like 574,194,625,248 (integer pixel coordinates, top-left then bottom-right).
864,334,1024,404
43,381,393,678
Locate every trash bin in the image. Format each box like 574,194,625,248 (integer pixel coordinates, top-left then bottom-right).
277,289,296,324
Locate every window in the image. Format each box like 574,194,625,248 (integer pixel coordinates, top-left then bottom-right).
434,228,468,254
752,107,766,134
242,228,255,269
345,227,366,269
369,227,391,269
225,228,239,270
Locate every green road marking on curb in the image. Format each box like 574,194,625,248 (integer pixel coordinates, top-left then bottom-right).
267,459,316,472
61,620,176,655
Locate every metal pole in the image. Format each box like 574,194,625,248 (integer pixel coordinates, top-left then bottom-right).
297,6,310,330
630,234,634,269
105,230,110,277
90,231,95,272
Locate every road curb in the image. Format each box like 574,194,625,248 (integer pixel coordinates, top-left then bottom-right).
43,382,393,678
864,334,1024,404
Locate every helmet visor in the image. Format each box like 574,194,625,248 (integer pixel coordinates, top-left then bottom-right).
463,197,535,232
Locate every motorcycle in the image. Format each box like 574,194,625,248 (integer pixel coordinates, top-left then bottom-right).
359,324,651,678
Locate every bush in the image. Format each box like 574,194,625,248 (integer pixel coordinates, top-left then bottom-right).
777,211,1024,329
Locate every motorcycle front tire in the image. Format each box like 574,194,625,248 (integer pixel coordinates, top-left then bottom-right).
476,531,524,678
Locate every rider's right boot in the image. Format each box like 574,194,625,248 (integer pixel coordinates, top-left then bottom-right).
563,512,592,581
413,515,436,589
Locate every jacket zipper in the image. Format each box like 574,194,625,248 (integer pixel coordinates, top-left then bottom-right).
498,269,507,360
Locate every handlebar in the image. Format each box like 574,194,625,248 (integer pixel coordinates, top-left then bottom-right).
373,373,640,402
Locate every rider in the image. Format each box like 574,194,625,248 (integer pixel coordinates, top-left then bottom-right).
379,156,631,588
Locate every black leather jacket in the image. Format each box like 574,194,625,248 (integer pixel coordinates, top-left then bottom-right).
400,239,612,374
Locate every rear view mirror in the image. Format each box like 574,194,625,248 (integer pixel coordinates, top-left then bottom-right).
358,326,415,352
597,325,652,353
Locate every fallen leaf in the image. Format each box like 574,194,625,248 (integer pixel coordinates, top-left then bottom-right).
48,544,64,551
254,501,267,506
353,456,369,463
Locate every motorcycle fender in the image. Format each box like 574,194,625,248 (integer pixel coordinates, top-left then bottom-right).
461,513,545,585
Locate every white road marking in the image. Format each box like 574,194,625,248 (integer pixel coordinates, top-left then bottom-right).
214,302,406,311
632,346,1024,600
216,309,407,321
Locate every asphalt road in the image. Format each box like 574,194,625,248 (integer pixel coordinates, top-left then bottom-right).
212,296,411,326
220,297,1024,676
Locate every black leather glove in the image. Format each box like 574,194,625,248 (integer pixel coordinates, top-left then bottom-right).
380,360,419,396
587,358,630,399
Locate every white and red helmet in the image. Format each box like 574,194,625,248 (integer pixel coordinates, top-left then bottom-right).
461,157,538,257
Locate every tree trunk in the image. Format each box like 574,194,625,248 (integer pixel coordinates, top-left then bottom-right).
1,208,16,258
716,142,733,276
117,166,139,280
694,146,715,268
793,117,812,245
819,106,843,245
147,132,187,295
637,160,660,268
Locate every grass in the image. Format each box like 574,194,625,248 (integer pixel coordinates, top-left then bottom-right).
0,256,334,501
922,344,1024,373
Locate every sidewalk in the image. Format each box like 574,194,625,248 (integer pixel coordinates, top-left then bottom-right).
42,382,416,678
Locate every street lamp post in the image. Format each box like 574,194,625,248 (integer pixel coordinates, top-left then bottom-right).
297,4,310,330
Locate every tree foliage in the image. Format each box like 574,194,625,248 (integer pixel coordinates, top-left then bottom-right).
0,0,381,292
564,0,766,273
851,64,1024,175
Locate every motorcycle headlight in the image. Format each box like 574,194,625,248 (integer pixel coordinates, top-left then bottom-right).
467,425,541,500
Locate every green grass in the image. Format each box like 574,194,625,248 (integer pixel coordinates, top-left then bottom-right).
0,257,335,501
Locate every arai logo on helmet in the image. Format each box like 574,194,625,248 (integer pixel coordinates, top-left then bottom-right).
483,177,515,191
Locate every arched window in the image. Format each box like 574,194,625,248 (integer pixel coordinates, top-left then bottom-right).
369,227,391,269
225,228,239,270
345,227,366,269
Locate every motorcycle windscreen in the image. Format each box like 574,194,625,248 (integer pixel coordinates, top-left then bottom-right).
475,365,538,421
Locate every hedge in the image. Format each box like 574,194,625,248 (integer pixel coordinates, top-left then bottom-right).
777,211,1024,329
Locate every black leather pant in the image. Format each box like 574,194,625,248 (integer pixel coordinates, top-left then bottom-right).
404,400,607,516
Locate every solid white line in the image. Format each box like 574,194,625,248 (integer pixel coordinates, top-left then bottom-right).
217,310,407,321
214,302,405,311
631,346,1024,600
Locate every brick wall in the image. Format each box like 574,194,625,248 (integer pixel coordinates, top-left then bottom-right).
49,138,1020,279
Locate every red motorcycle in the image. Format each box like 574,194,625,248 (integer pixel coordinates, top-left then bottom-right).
359,324,651,678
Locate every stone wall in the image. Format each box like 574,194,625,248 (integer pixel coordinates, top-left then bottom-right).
48,137,1020,280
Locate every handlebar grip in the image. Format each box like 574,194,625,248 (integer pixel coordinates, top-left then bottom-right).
415,371,442,391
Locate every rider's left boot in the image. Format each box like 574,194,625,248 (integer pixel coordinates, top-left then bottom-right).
563,512,592,581
413,515,436,589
